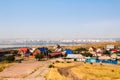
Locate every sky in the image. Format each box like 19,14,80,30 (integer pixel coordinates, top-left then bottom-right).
0,0,120,40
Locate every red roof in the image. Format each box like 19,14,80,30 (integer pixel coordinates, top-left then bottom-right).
18,48,29,54
111,49,117,53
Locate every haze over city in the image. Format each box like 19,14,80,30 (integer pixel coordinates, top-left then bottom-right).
0,0,120,40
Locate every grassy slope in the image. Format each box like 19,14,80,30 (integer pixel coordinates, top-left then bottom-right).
46,62,75,80
46,68,71,80
46,62,120,80
71,63,120,80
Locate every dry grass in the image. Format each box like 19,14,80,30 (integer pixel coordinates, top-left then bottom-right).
71,63,120,80
53,62,75,68
46,42,120,50
46,62,120,80
46,68,71,80
0,62,16,72
46,62,75,80
0,62,16,80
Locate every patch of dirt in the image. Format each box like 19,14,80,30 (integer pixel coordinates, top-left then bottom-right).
0,59,55,80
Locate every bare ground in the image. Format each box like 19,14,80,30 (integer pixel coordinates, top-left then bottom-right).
0,59,56,80
0,58,81,80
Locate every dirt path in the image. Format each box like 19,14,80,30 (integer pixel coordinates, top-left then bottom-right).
57,64,81,80
24,61,50,80
0,59,55,80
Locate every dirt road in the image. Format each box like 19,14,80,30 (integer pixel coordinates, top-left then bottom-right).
0,59,55,80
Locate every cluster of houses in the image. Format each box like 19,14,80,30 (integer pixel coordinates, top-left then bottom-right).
65,45,120,64
17,44,65,58
88,45,119,58
16,44,120,59
0,44,120,64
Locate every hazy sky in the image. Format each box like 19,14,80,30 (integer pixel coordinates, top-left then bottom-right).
0,0,120,40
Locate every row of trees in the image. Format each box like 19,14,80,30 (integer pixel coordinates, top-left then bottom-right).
4,54,45,62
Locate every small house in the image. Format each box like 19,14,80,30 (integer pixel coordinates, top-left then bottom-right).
32,47,48,56
96,48,103,56
17,47,30,57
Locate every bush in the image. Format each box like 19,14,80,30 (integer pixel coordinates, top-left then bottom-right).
35,54,44,61
48,64,54,68
56,60,60,63
5,55,15,62
75,48,87,52
111,69,115,72
82,53,93,57
103,50,110,55
64,53,67,57
66,61,72,63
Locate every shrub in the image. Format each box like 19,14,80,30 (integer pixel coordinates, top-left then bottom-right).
111,69,115,72
35,54,44,61
90,62,93,65
66,61,72,63
48,64,54,68
82,53,93,57
103,50,110,54
56,60,60,63
64,53,67,57
5,55,15,62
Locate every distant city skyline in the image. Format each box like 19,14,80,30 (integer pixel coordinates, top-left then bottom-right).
0,0,120,40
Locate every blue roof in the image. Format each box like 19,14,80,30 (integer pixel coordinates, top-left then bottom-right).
65,49,73,54
37,48,47,54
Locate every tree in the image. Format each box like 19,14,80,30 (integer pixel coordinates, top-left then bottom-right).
82,53,93,57
5,55,15,62
103,50,110,55
74,48,87,54
35,54,44,61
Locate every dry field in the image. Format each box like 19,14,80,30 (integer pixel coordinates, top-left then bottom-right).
0,59,120,80
46,62,75,80
46,61,120,80
71,63,120,80
46,42,120,50
46,68,71,80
